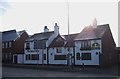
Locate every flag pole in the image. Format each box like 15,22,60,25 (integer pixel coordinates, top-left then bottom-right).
66,0,70,66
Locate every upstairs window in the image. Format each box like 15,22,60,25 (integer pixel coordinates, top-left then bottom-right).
56,48,62,53
26,42,30,50
80,40,91,50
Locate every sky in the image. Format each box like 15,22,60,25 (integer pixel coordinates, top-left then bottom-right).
0,0,118,46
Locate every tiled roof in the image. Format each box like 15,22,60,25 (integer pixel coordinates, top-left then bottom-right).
26,31,54,41
63,33,79,47
49,35,65,47
49,33,79,48
75,24,109,40
2,30,18,42
2,30,26,42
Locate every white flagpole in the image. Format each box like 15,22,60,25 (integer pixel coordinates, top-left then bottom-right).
66,0,70,66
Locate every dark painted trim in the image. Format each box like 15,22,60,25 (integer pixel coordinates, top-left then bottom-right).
73,46,75,65
47,47,49,65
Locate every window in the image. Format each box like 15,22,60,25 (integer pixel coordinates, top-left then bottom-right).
76,53,80,60
81,40,91,50
54,55,66,60
9,53,12,60
44,54,46,60
81,53,91,60
26,42,30,50
6,42,8,48
9,42,12,48
26,54,30,60
31,54,39,60
2,43,4,48
56,48,62,53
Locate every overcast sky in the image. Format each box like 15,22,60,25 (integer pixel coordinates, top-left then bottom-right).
0,1,118,46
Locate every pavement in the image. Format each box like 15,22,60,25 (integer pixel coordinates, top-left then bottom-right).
2,63,120,79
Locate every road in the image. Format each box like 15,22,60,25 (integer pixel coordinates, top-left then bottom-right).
2,66,119,78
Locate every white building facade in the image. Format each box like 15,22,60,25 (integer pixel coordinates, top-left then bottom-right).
24,23,59,64
75,39,102,65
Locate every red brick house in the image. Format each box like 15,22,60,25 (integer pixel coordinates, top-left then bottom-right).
2,30,29,63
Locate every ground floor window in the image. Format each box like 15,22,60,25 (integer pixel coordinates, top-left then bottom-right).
26,54,30,60
81,53,91,60
76,53,80,60
26,54,39,60
54,55,66,60
31,54,39,60
44,54,46,60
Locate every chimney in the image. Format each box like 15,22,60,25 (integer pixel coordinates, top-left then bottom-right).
44,26,49,32
92,18,97,28
54,23,59,35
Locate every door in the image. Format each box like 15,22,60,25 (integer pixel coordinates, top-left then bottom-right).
14,55,17,64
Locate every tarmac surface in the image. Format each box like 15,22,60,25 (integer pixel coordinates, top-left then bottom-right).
2,63,120,79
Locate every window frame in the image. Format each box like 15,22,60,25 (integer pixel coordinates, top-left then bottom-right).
26,42,30,50
80,40,91,50
54,55,66,60
81,53,91,60
56,47,62,53
31,54,39,60
76,53,80,60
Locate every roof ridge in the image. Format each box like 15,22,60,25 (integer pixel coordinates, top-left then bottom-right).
34,31,54,35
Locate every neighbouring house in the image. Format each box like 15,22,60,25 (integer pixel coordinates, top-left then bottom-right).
24,23,59,65
48,33,79,65
74,19,117,67
116,47,120,64
2,30,29,63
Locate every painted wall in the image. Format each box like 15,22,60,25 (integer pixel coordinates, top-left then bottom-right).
48,47,74,65
75,39,102,65
17,54,24,64
24,49,47,64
